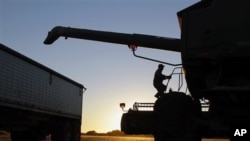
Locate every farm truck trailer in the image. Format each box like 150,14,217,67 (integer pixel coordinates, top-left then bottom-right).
0,43,86,141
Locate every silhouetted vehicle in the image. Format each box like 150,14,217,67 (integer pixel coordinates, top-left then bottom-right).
44,0,250,140
0,44,86,141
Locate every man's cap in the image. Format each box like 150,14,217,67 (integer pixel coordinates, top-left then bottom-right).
158,64,164,68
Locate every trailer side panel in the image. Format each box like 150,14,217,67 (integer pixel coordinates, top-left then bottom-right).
0,44,83,119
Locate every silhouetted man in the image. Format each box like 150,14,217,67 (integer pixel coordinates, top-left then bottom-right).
153,64,171,98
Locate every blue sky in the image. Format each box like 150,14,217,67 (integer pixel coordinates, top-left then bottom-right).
1,0,198,133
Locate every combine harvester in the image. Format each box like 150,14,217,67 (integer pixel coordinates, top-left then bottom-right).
44,0,250,140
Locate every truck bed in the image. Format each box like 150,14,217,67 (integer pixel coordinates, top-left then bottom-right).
0,43,85,119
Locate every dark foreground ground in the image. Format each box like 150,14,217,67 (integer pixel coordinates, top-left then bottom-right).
0,134,229,141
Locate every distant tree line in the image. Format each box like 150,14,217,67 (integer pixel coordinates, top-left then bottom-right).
84,130,125,136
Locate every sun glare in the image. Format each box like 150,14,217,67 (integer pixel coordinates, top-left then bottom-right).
110,110,123,130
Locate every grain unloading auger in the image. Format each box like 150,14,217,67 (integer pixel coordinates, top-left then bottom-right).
44,0,250,140
44,26,181,52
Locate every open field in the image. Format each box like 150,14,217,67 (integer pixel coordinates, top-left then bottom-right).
0,134,229,141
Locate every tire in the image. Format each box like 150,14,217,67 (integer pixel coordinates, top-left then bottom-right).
51,121,72,141
153,92,201,141
71,121,81,141
11,131,43,141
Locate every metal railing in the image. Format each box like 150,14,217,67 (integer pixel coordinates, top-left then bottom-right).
132,102,154,111
165,67,186,93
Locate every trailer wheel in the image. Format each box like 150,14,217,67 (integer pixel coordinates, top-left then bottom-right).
11,131,43,141
52,121,72,141
71,122,81,141
11,132,29,141
153,92,201,141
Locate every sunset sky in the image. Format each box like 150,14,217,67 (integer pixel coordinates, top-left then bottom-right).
1,0,198,133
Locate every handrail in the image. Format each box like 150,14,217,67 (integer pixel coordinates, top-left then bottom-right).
129,45,182,66
165,67,184,92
